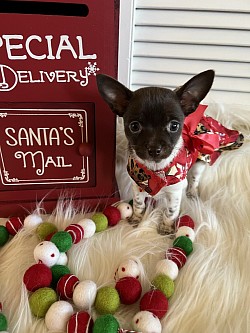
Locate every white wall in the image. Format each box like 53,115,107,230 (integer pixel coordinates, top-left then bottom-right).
118,0,250,107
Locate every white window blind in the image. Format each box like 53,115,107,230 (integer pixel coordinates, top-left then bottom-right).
127,0,250,106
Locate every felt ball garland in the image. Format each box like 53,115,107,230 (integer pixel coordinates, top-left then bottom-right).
1,207,196,332
129,214,196,332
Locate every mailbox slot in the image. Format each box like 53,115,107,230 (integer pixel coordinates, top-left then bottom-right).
0,1,89,17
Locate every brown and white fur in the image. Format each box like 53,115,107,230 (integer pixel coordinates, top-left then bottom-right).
96,70,214,234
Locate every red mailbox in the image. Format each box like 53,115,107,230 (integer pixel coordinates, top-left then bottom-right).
0,0,120,216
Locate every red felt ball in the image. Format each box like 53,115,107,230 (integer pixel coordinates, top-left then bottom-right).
57,274,79,300
115,277,142,305
176,215,195,229
103,206,121,227
65,224,84,244
5,217,24,236
23,263,52,292
166,247,187,269
67,311,94,333
140,290,168,319
45,231,56,241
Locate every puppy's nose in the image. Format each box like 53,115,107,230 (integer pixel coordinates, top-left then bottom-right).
147,145,162,157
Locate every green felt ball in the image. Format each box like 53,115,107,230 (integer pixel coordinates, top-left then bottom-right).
0,225,9,246
51,231,73,252
92,213,108,233
29,287,58,318
50,264,71,288
0,313,8,331
93,314,120,333
152,274,175,299
173,236,193,256
36,222,58,241
95,286,120,315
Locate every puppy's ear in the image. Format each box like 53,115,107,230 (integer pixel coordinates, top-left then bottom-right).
175,70,215,116
96,74,133,116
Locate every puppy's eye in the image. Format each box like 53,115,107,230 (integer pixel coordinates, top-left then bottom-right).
129,121,142,133
167,120,180,133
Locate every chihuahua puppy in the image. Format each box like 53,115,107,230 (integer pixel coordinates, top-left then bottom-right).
96,70,243,234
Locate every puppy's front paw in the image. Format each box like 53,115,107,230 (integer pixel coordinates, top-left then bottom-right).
186,187,199,200
128,213,142,227
157,214,175,236
157,220,175,236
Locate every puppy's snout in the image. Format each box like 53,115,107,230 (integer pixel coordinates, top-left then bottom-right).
147,145,162,157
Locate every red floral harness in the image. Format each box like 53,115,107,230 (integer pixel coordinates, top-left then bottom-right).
127,105,244,196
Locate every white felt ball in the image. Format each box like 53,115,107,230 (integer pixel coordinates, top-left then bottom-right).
117,202,133,220
56,252,68,265
45,300,74,331
24,214,43,229
78,218,96,238
155,259,179,280
132,311,162,333
117,259,140,279
73,280,97,309
34,241,60,267
176,226,195,242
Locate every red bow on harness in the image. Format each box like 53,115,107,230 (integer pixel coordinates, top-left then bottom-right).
182,105,220,155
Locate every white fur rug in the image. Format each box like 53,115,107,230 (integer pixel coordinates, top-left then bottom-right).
0,103,250,333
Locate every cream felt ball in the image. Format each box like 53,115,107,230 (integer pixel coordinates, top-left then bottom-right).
176,225,195,242
117,259,140,279
94,286,120,315
78,218,96,238
5,217,23,236
45,300,74,331
132,311,162,333
34,241,60,267
115,276,142,305
155,259,179,280
67,311,94,333
36,222,58,241
103,205,121,226
24,214,43,229
23,263,52,292
73,280,97,309
140,290,168,319
29,287,57,318
93,314,120,333
116,202,133,220
91,213,108,232
65,223,84,244
56,252,68,265
0,226,9,246
51,231,73,252
152,274,175,299
57,274,79,300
